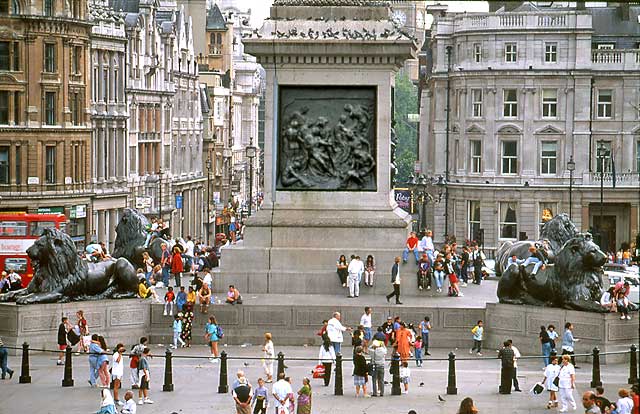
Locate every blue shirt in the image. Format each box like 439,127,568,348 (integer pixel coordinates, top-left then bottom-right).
177,291,187,305
562,329,575,349
253,385,269,403
173,320,182,333
205,323,219,341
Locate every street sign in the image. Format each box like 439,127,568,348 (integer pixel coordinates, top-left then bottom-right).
135,197,152,209
407,113,420,122
175,195,183,209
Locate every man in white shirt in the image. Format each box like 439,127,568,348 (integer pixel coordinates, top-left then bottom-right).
508,339,522,392
202,269,213,288
360,307,373,348
184,236,195,272
327,312,351,354
423,230,435,264
271,373,293,412
347,256,363,298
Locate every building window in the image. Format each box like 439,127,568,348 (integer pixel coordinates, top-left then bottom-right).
70,92,80,125
468,200,480,240
44,91,56,125
544,42,557,63
470,140,481,173
0,0,8,13
501,141,518,174
13,91,19,124
505,43,517,63
45,145,56,184
14,145,20,184
0,146,7,184
11,42,18,70
542,89,557,118
503,89,518,118
539,202,556,236
71,46,81,74
597,89,612,118
637,141,640,172
595,141,612,173
0,91,8,124
499,202,518,239
44,43,56,73
0,42,8,70
541,141,557,175
471,88,483,118
44,0,53,16
473,43,481,63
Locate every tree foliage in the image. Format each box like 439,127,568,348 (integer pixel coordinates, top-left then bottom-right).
393,73,418,185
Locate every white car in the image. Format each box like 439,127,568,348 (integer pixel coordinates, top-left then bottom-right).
603,263,640,303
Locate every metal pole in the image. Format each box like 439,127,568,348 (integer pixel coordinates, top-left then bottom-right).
19,342,30,384
163,349,174,391
629,344,638,385
446,351,457,395
334,352,343,396
159,170,163,220
217,351,228,393
248,159,253,217
444,46,452,239
206,165,211,246
591,347,602,388
62,346,74,387
391,351,401,395
600,155,604,244
569,168,573,221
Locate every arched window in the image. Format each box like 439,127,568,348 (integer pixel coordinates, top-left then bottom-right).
11,0,19,13
0,0,9,13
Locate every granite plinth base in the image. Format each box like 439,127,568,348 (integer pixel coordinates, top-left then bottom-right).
0,299,150,355
484,303,638,364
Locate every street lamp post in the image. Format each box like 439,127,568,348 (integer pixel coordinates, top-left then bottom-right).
404,174,447,232
245,138,257,217
205,157,212,246
567,156,576,221
596,141,610,248
158,167,163,219
223,148,233,203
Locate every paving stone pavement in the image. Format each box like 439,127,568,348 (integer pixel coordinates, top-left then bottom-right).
0,345,634,414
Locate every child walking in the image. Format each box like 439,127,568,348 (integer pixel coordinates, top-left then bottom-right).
253,377,269,414
171,315,185,349
470,320,483,356
541,355,560,409
164,287,175,316
414,336,423,367
400,361,411,394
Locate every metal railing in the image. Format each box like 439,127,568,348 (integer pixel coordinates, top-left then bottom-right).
3,342,639,396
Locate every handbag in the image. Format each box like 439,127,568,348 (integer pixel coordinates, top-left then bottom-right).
531,382,544,395
312,364,325,379
553,366,563,387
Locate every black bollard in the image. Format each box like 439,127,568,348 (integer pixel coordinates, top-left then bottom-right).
629,344,638,385
162,348,174,392
18,342,31,384
446,351,457,395
391,351,401,396
62,346,74,387
277,351,285,377
334,352,343,396
218,351,228,393
591,347,602,388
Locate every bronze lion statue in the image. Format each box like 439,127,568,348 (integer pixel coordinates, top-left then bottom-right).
495,213,578,276
113,208,173,268
497,233,607,312
0,228,139,304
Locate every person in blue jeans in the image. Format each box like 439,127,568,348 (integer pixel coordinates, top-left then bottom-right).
539,325,553,367
88,334,102,386
402,232,420,264
0,337,14,380
419,316,432,356
160,243,171,286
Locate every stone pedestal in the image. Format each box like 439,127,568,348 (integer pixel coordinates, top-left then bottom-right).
221,1,418,293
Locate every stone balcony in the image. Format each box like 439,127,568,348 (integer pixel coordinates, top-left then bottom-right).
584,172,640,187
452,12,590,34
591,49,640,71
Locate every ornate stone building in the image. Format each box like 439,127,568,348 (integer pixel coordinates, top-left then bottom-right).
0,0,92,246
421,3,640,253
89,0,129,249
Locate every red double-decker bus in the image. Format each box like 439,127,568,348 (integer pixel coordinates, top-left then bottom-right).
0,213,67,287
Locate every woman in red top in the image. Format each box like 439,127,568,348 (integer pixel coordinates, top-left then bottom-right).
632,385,640,414
76,310,88,353
170,246,184,288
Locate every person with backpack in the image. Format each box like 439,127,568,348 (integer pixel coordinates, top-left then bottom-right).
129,337,148,389
205,316,222,363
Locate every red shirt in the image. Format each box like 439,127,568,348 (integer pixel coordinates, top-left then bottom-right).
633,394,639,414
170,252,184,273
164,291,175,302
406,236,419,249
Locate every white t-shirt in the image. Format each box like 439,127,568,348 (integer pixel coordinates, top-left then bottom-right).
616,397,634,414
543,364,560,391
121,399,137,414
185,240,195,257
111,351,124,377
557,363,575,388
360,313,372,329
203,272,213,287
327,317,346,343
272,379,293,408
512,346,521,368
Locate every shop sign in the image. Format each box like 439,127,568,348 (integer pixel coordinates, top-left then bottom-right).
37,207,64,214
394,188,412,213
69,205,86,219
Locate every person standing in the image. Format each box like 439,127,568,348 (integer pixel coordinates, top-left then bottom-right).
582,391,601,414
171,315,185,349
205,316,220,362
318,338,336,387
160,243,171,287
508,339,522,392
137,348,153,405
88,334,102,387
386,257,403,304
0,336,13,380
470,320,483,356
272,373,293,413
419,317,432,356
129,337,148,389
77,310,89,353
540,325,553,367
57,316,72,365
253,378,269,414
353,346,370,398
368,338,386,397
231,370,253,414
262,333,274,383
347,255,360,298
498,341,515,395
562,322,579,368
112,343,125,406
557,354,577,412
472,244,485,285
360,307,372,349
296,377,312,414
399,361,411,395
327,312,351,355
170,246,184,288
394,322,412,361
547,324,559,354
